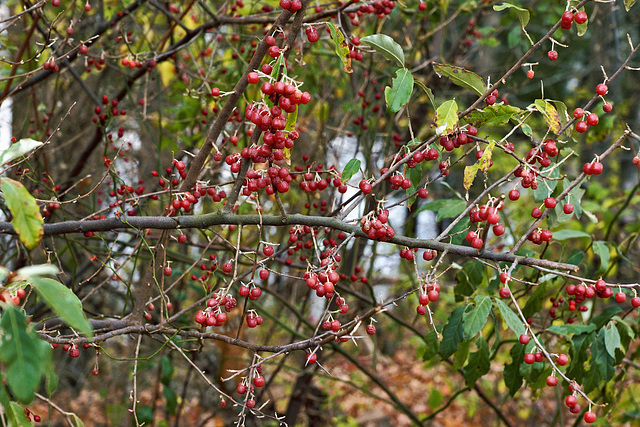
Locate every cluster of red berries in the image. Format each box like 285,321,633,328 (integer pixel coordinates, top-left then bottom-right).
305,25,319,43
399,247,418,260
52,342,91,358
43,58,59,72
582,160,603,175
573,84,612,133
24,408,41,423
304,266,340,300
93,95,127,124
246,312,264,328
468,202,506,237
560,9,588,30
439,126,478,152
194,293,237,326
279,0,302,12
416,282,440,315
360,209,396,241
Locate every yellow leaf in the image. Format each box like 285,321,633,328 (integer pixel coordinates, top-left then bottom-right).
157,62,175,87
463,164,479,191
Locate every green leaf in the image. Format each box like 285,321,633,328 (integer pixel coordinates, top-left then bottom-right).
493,298,526,337
0,178,44,250
414,80,436,110
341,158,361,182
464,336,490,387
551,229,591,240
462,296,492,340
16,264,59,279
0,306,50,403
421,331,440,361
0,138,43,166
384,69,414,113
70,414,85,427
465,105,523,128
452,339,470,371
590,306,622,329
30,277,93,337
493,3,530,29
439,305,465,358
9,401,33,427
522,282,547,319
427,389,444,410
433,63,486,96
435,99,458,135
592,240,610,274
163,386,178,415
504,343,525,396
326,23,352,73
533,166,559,202
161,355,174,385
416,198,467,221
360,34,405,68
547,323,596,336
625,0,636,11
603,321,621,358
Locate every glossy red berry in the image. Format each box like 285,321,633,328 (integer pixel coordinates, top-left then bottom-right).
573,108,584,119
596,83,608,96
615,292,627,303
499,287,511,298
366,324,376,335
508,189,520,201
556,354,569,366
418,1,427,11
544,197,556,209
584,412,597,424
575,121,588,133
563,204,574,214
163,267,172,276
565,395,577,407
574,11,588,24
548,50,558,61
524,353,535,364
546,376,558,387
586,113,599,126
519,334,530,345
603,102,612,113
526,70,534,79
247,72,259,84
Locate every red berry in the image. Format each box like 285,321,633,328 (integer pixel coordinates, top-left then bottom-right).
548,50,558,61
563,204,574,214
366,324,376,335
573,108,584,119
253,376,265,387
574,11,588,24
531,207,542,218
163,267,172,276
615,292,627,303
561,11,574,23
596,83,608,96
519,334,530,345
631,297,640,308
526,70,534,79
268,46,280,58
418,1,427,11
524,353,535,364
565,395,577,407
556,354,569,366
247,72,259,84
306,352,317,364
499,287,510,298
359,180,372,194
471,237,483,249
546,376,558,387
544,197,556,209
603,102,612,113
586,113,599,126
52,0,61,6
508,189,520,201
263,245,275,257
584,412,597,424
575,121,588,133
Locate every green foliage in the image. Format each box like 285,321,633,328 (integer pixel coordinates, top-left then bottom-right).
0,178,44,250
439,305,466,359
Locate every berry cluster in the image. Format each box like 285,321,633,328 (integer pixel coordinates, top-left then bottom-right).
468,201,506,238
416,282,441,315
360,208,396,241
439,125,478,152
194,293,238,327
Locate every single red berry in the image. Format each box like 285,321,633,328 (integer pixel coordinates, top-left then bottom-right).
574,11,588,24
584,412,597,424
493,224,505,236
557,354,569,366
586,113,599,126
485,95,496,105
546,376,558,387
163,267,172,276
508,189,520,201
603,102,613,113
526,70,534,79
471,237,483,249
253,376,265,387
359,180,373,194
573,108,584,119
614,292,627,303
247,72,259,84
596,83,608,96
307,352,317,364
561,11,574,23
544,197,557,209
631,297,640,308
531,207,542,218
499,287,511,298
548,50,558,61
519,334,530,345
418,1,427,11
524,353,535,364
565,395,577,407
575,121,588,133
366,324,376,335
263,245,274,257
563,204,574,214
52,0,61,6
